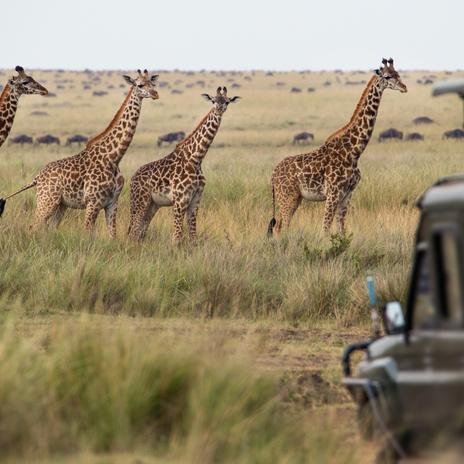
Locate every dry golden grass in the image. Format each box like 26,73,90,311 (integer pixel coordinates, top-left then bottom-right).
1,67,463,461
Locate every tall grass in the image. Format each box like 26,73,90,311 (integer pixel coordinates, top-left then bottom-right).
0,316,361,463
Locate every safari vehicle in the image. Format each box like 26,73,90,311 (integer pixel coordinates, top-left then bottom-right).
343,175,464,462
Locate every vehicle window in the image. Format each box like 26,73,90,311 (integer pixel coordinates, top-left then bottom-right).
412,249,436,329
434,230,463,326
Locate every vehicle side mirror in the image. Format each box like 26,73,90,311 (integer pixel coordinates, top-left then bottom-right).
382,301,406,335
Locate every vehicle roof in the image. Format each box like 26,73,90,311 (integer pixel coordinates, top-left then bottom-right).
418,175,464,211
432,79,464,98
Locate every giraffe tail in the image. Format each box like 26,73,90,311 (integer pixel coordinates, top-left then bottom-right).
267,184,277,237
0,180,37,218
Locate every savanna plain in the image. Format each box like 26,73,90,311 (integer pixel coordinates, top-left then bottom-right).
1,67,463,463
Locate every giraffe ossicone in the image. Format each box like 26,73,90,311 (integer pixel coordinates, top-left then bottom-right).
268,58,407,237
128,86,240,244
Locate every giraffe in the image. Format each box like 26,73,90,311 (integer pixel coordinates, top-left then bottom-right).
128,86,240,244
267,58,407,237
0,66,48,148
0,70,159,237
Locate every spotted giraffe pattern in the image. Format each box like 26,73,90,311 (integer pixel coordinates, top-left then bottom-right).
268,59,407,236
128,86,240,244
0,70,159,237
0,66,48,149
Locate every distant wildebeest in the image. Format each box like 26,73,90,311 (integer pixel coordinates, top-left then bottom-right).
30,111,49,116
9,134,33,146
35,134,60,145
290,87,302,93
405,132,424,141
345,80,366,85
171,89,183,94
66,134,89,146
378,128,403,142
307,87,316,92
231,83,241,88
92,91,108,97
293,132,314,145
413,116,434,125
323,80,332,86
442,128,464,140
157,131,186,147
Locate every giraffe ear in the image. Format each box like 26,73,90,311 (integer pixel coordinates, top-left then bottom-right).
123,75,135,86
229,96,241,103
202,93,214,102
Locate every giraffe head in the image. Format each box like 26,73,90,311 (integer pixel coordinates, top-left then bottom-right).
202,86,240,113
8,66,48,96
123,69,159,100
375,58,407,93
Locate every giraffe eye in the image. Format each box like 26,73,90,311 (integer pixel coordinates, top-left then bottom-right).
385,76,391,80
137,84,144,88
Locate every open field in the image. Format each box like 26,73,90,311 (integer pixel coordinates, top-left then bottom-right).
1,67,464,461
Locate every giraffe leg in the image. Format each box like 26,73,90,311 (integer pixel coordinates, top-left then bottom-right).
273,187,302,236
31,192,62,231
47,203,67,229
336,197,350,235
323,190,345,234
281,194,302,231
172,199,188,246
104,200,119,239
84,202,101,235
128,189,157,241
140,202,159,240
186,187,204,244
337,171,360,234
104,174,124,239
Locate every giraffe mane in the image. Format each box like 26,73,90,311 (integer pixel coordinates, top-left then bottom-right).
325,75,378,142
0,84,12,107
86,87,134,148
175,107,215,149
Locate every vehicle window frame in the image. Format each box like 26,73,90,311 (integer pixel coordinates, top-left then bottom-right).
430,223,464,327
406,242,431,332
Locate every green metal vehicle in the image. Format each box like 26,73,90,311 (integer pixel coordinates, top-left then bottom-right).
343,175,464,462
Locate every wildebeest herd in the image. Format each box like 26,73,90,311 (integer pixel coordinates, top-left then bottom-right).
9,133,89,146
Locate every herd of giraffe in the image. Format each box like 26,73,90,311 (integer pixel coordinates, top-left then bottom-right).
0,59,407,244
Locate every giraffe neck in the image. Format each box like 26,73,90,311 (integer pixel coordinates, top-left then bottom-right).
0,85,20,148
326,76,384,161
177,108,223,165
85,88,143,165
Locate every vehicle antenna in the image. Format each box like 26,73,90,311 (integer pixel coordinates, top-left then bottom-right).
366,273,381,338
